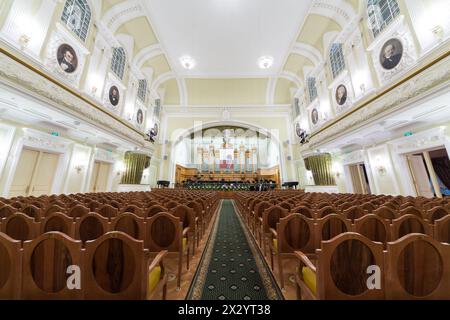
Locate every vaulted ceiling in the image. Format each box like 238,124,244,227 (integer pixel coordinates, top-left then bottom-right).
100,0,362,105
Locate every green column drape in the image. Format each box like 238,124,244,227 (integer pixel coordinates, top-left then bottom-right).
120,152,151,185
304,153,336,186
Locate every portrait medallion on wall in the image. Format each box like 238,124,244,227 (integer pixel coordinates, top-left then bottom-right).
295,122,302,138
335,84,347,106
57,44,78,74
136,109,144,125
311,108,319,125
109,86,120,107
380,38,403,70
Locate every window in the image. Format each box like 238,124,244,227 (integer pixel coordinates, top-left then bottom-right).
154,99,161,119
329,43,346,79
293,98,301,118
111,47,126,80
368,0,400,38
61,0,91,42
307,77,318,102
137,79,147,103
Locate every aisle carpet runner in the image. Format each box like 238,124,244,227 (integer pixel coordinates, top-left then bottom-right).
187,200,284,300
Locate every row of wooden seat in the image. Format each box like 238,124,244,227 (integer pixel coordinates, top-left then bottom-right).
233,191,450,299
293,232,450,299
0,190,220,299
0,231,168,300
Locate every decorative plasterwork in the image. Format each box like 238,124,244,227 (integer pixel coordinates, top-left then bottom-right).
94,148,116,163
102,0,144,34
310,0,356,29
292,42,323,67
265,77,277,105
134,44,163,69
342,149,365,165
22,128,72,153
304,53,450,150
0,52,146,145
388,127,448,155
279,71,303,89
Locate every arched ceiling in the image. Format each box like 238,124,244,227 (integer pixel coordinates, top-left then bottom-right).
99,0,361,105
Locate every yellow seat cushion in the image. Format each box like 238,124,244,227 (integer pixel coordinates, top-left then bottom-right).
302,266,317,296
147,266,162,294
273,239,278,251
183,237,187,251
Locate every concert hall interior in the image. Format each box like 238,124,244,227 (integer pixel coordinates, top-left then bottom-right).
0,0,450,302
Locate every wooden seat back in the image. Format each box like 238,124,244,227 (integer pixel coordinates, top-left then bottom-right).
41,213,75,238
386,234,450,299
75,213,110,244
111,213,145,240
21,232,83,299
315,232,385,299
0,232,22,299
83,231,146,299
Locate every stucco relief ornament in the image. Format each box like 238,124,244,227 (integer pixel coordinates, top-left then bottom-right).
222,108,231,120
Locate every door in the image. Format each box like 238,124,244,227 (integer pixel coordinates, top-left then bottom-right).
407,155,434,198
89,162,100,192
96,162,111,192
9,149,39,197
30,152,59,196
9,149,59,197
348,163,371,195
90,161,111,193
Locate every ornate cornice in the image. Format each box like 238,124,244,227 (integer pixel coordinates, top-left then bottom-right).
0,49,147,146
303,52,450,150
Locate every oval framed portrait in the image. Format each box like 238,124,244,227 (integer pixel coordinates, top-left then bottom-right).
136,109,144,125
335,84,347,106
295,122,302,138
380,38,403,70
109,86,120,106
311,108,319,125
57,44,78,74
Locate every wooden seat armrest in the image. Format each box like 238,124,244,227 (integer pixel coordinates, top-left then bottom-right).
294,251,317,273
148,250,168,273
258,217,263,223
270,228,277,238
182,227,190,236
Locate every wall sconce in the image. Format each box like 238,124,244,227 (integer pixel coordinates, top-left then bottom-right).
91,86,98,94
116,161,125,176
19,34,30,50
74,165,85,174
375,165,387,176
332,162,342,178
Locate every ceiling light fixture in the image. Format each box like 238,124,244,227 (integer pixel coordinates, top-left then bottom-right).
180,56,196,70
258,56,274,69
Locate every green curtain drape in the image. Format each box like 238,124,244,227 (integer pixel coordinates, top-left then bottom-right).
304,153,336,186
120,152,151,185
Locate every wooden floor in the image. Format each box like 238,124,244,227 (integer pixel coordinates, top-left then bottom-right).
161,199,298,300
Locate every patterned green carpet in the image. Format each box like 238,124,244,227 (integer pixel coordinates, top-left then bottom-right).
187,200,283,300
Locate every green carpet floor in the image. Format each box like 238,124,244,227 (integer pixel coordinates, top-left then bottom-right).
187,200,283,300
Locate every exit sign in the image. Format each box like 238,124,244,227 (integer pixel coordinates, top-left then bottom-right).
404,131,413,137
51,132,60,137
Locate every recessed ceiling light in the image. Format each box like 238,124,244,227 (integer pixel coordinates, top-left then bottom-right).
258,56,274,69
180,56,196,70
